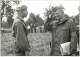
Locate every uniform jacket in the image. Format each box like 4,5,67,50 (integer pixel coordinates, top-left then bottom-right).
12,19,30,51
45,18,78,56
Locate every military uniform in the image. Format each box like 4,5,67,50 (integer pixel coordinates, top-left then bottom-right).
12,19,30,56
45,18,78,56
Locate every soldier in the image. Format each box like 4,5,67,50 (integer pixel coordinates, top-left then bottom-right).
12,5,30,56
45,8,78,56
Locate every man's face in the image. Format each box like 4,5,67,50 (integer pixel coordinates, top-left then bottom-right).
22,9,28,18
55,9,64,20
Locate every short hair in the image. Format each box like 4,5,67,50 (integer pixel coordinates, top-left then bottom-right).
16,5,27,13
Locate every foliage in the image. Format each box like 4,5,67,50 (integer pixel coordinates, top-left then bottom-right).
44,6,64,19
35,14,44,26
44,6,65,24
26,13,44,27
1,0,20,27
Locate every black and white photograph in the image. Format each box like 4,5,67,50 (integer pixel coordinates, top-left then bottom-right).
0,0,80,56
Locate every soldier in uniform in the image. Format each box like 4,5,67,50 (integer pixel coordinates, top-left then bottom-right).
12,5,30,56
45,8,78,56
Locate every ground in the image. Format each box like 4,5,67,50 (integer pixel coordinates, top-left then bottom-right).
1,31,52,56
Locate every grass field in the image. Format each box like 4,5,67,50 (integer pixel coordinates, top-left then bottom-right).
1,32,52,56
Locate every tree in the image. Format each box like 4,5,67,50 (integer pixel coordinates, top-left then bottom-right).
26,13,44,27
35,14,44,26
26,13,36,25
6,3,14,27
25,13,44,32
44,5,64,19
1,0,20,27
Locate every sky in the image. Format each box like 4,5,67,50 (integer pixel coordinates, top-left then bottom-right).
11,0,80,21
